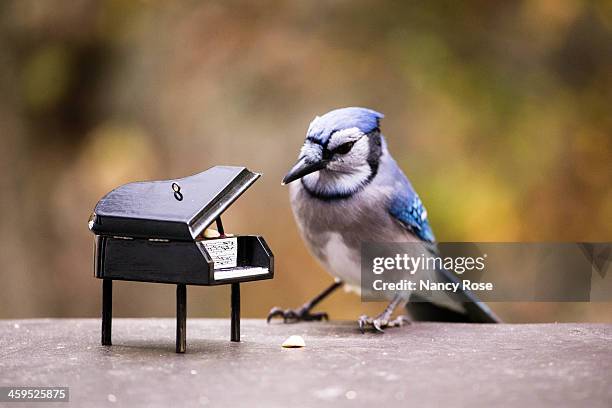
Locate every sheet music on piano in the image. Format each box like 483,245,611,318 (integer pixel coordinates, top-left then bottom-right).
201,237,238,269
199,237,269,280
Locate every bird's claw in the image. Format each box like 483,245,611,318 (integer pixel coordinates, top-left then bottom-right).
267,306,329,323
358,314,410,333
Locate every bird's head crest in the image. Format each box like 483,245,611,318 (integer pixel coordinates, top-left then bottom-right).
306,107,384,145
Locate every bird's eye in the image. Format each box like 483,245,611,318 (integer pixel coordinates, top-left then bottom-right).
334,141,355,155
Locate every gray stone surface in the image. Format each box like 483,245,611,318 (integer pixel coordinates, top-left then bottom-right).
0,319,610,407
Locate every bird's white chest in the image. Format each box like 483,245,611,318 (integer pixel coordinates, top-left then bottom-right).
288,181,402,291
319,232,361,289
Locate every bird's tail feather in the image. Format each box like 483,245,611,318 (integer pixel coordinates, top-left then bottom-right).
406,267,501,323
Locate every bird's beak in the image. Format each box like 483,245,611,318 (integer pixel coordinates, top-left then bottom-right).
282,157,329,185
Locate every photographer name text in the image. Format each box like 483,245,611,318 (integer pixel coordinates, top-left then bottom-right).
372,279,493,292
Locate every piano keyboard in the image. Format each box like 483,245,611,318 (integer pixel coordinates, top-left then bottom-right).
214,267,269,281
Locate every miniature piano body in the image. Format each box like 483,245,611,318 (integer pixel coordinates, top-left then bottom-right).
89,166,274,352
90,166,273,284
94,234,273,285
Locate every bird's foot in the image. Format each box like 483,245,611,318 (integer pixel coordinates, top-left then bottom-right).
267,306,328,323
358,314,410,333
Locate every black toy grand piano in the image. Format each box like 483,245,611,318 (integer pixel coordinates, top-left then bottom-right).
88,166,274,353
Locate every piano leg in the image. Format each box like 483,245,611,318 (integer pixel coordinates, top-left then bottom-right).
176,284,187,353
102,279,112,346
231,283,240,342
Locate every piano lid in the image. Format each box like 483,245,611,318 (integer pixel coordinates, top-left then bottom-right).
89,166,260,240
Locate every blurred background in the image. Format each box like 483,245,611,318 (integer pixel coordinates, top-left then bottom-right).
0,0,610,322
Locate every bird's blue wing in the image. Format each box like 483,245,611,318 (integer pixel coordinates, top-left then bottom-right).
389,193,436,243
385,160,499,322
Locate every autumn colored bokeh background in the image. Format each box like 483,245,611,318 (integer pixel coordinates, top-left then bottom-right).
1,0,610,322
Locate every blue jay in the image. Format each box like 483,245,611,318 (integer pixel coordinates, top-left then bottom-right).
268,107,499,331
